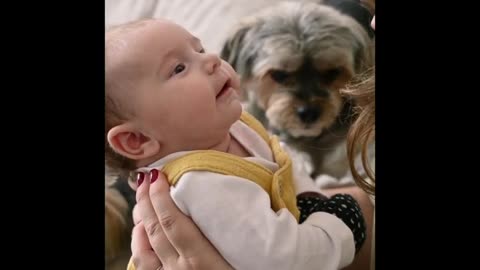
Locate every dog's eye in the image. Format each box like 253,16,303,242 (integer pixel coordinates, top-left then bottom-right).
270,70,290,84
322,68,341,82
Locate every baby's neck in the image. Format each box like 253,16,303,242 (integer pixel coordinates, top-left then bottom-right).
212,133,250,157
137,133,250,168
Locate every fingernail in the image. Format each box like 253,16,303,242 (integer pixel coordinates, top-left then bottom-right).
150,169,159,183
136,172,145,187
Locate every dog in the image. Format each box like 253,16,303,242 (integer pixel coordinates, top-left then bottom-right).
220,0,375,182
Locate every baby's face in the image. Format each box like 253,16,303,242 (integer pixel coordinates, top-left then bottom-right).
110,20,242,153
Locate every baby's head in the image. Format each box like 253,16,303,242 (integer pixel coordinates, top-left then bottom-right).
105,19,242,176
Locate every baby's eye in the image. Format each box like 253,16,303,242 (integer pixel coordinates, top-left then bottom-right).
173,63,185,75
199,48,205,53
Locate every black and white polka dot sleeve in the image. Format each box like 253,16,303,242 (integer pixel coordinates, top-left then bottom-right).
297,193,367,253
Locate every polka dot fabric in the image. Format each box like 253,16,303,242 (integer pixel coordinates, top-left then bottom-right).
297,194,366,253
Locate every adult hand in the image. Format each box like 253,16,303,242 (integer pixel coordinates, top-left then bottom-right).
130,170,234,270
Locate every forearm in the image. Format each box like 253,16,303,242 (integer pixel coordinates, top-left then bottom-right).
322,186,374,270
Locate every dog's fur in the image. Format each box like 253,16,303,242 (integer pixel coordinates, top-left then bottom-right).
105,175,135,270
220,0,374,180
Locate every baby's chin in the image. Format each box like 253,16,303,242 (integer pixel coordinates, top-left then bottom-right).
230,97,244,120
221,98,243,128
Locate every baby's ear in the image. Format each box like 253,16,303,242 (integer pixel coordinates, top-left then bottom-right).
107,123,160,161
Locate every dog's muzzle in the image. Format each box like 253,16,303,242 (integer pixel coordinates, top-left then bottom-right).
296,105,321,124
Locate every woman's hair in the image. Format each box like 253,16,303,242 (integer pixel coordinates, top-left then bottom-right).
341,67,375,195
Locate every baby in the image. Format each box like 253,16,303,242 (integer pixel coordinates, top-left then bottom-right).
105,19,366,270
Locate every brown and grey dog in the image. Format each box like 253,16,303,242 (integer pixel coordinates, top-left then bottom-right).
220,0,374,180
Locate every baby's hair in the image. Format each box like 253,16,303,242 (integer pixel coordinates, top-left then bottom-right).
105,19,154,178
106,19,154,37
342,67,375,195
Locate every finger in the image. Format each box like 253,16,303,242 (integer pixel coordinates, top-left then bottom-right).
133,171,149,227
131,223,155,253
131,223,162,270
149,171,212,258
129,171,145,192
133,204,141,225
136,169,179,263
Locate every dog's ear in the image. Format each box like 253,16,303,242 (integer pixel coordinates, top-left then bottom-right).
220,24,252,70
354,38,374,74
323,0,375,39
350,22,374,74
322,0,374,73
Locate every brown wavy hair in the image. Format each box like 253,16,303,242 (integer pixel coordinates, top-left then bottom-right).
341,67,375,195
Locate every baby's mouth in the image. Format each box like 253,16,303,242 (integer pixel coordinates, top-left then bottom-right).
216,78,232,99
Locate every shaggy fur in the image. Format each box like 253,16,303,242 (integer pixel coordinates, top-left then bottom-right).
220,0,374,179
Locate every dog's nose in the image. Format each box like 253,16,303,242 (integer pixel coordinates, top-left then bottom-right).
296,106,320,124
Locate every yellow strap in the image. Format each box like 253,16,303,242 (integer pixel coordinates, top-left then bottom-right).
126,257,135,270
269,135,300,220
239,111,270,144
239,111,299,219
162,141,300,221
162,150,273,194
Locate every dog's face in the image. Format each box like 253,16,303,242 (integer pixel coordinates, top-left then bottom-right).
221,1,374,138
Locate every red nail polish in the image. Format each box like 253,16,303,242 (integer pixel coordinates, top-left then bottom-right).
137,172,145,187
150,169,159,183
